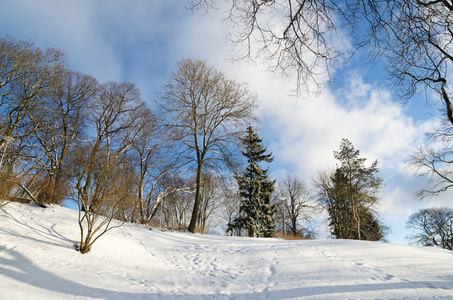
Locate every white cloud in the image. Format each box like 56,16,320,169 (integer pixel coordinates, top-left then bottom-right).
0,0,121,81
253,74,433,179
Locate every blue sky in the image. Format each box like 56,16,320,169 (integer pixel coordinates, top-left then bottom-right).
1,0,450,245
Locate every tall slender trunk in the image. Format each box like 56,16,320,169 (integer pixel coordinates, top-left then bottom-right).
349,174,361,240
136,177,145,223
352,200,361,240
188,162,203,233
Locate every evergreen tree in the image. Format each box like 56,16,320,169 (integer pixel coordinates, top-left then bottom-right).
228,126,276,237
317,139,386,241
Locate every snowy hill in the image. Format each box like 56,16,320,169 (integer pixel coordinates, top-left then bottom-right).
1,203,452,299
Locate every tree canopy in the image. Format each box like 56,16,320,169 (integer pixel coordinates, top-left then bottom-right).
316,139,386,241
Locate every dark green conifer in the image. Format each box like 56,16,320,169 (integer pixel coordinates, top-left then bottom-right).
319,138,385,241
228,126,276,237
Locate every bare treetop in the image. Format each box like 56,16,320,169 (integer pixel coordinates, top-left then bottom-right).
158,57,258,233
193,1,453,124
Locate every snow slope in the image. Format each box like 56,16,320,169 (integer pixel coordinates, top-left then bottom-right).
1,203,452,299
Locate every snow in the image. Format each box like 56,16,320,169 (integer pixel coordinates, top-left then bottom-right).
1,203,452,299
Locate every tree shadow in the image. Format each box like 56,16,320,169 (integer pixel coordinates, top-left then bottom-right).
0,247,155,299
0,205,75,249
250,280,453,299
2,246,451,300
1,205,452,299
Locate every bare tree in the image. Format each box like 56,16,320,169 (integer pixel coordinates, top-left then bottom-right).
383,1,453,125
0,37,66,202
70,81,146,253
158,58,258,233
30,70,98,205
157,175,194,230
193,1,453,124
0,37,66,154
406,207,453,250
218,177,242,235
410,147,453,200
127,108,163,223
277,174,315,238
193,0,350,93
409,119,453,199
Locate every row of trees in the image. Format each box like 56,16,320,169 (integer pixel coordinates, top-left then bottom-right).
0,37,244,251
3,35,419,252
190,1,453,247
0,36,289,252
227,135,390,241
2,6,453,253
0,37,172,252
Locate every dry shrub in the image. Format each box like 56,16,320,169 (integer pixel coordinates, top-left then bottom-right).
196,225,211,234
31,176,71,206
278,232,312,241
0,172,17,205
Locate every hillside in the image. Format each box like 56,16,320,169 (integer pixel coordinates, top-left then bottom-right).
1,203,452,299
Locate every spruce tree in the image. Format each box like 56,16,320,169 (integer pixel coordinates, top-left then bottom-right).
228,126,276,237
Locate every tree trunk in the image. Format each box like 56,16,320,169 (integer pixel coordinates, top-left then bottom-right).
188,163,203,233
350,182,361,240
352,202,361,240
248,227,254,237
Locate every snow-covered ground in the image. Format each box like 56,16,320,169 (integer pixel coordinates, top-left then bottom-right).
1,203,452,299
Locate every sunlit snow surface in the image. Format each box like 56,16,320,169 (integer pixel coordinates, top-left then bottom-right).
1,203,452,299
